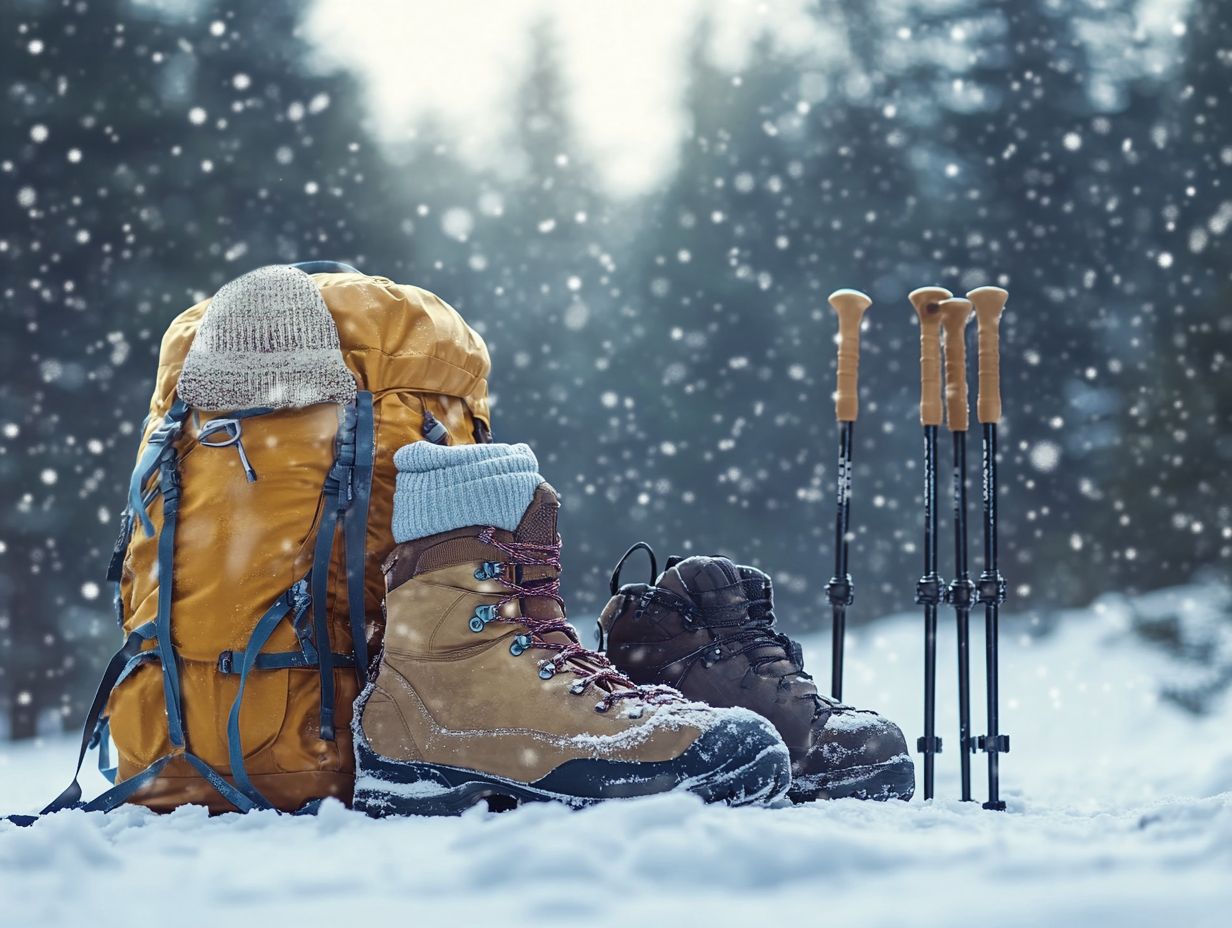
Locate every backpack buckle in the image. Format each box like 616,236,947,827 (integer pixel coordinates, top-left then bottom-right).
217,651,235,674
330,464,354,509
148,420,184,447
289,579,311,617
158,459,182,503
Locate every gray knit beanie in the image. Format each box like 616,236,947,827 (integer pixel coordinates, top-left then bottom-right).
177,265,357,410
392,442,544,542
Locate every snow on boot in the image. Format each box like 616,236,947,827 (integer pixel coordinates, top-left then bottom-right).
598,552,915,802
352,444,791,816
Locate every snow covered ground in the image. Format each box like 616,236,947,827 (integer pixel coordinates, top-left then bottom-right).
3,585,1231,928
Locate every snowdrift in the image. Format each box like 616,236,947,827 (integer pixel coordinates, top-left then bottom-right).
2,583,1230,927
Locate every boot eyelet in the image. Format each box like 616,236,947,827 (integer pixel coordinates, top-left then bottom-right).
594,702,610,713
474,561,502,581
509,634,533,656
569,681,586,695
626,706,645,719
468,604,497,633
538,663,556,680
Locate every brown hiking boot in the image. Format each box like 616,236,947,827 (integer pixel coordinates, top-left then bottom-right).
597,549,915,802
352,486,791,816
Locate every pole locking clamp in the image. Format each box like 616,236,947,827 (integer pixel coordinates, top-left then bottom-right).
825,574,855,607
976,570,1007,605
945,577,977,608
915,574,945,606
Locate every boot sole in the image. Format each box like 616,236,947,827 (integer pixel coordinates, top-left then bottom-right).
353,716,792,817
788,755,916,803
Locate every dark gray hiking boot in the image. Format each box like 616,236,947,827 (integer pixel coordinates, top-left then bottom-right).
597,549,915,802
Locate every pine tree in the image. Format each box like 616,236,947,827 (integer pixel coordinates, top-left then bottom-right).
0,0,393,737
1117,0,1232,583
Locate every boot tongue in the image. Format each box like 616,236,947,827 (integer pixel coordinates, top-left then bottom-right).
515,482,559,547
735,565,803,675
658,555,750,624
506,483,624,689
660,557,803,675
510,482,565,621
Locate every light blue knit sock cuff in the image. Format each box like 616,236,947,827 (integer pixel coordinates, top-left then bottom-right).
391,442,543,542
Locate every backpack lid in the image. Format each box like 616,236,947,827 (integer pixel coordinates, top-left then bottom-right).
150,266,492,426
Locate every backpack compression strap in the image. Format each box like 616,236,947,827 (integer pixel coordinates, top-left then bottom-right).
225,580,311,807
5,621,258,824
309,391,376,740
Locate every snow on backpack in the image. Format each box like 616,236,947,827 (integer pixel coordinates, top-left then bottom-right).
42,262,492,815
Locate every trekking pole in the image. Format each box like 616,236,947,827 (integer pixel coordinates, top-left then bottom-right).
825,288,872,702
969,286,1010,811
907,286,951,800
939,296,976,802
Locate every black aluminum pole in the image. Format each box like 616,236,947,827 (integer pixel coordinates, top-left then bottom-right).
949,430,974,801
916,425,943,800
908,286,951,801
969,285,1009,811
978,422,1008,810
828,420,854,701
825,289,870,704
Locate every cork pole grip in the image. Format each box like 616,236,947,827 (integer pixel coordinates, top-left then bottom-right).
828,288,872,422
939,297,973,432
908,287,952,427
967,286,1009,424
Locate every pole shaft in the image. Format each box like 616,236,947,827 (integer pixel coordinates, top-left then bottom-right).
922,425,940,800
982,422,1003,808
952,430,973,801
830,420,853,701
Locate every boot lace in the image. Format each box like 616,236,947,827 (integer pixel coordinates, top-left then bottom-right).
660,577,848,716
478,528,683,713
736,591,850,714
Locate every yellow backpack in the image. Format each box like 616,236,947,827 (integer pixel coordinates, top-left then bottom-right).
43,262,491,814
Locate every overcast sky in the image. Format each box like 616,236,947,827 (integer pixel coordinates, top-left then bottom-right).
307,0,823,196
305,0,1189,197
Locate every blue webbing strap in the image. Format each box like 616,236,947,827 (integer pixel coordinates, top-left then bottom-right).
38,621,157,815
225,581,311,807
217,592,353,674
344,391,375,685
128,400,189,537
182,753,257,813
73,750,255,815
310,498,342,741
79,754,175,813
307,400,361,740
155,455,186,748
91,642,159,786
93,718,117,784
216,650,356,674
106,508,133,585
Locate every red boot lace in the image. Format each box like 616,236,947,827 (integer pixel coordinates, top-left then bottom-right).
478,527,683,712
